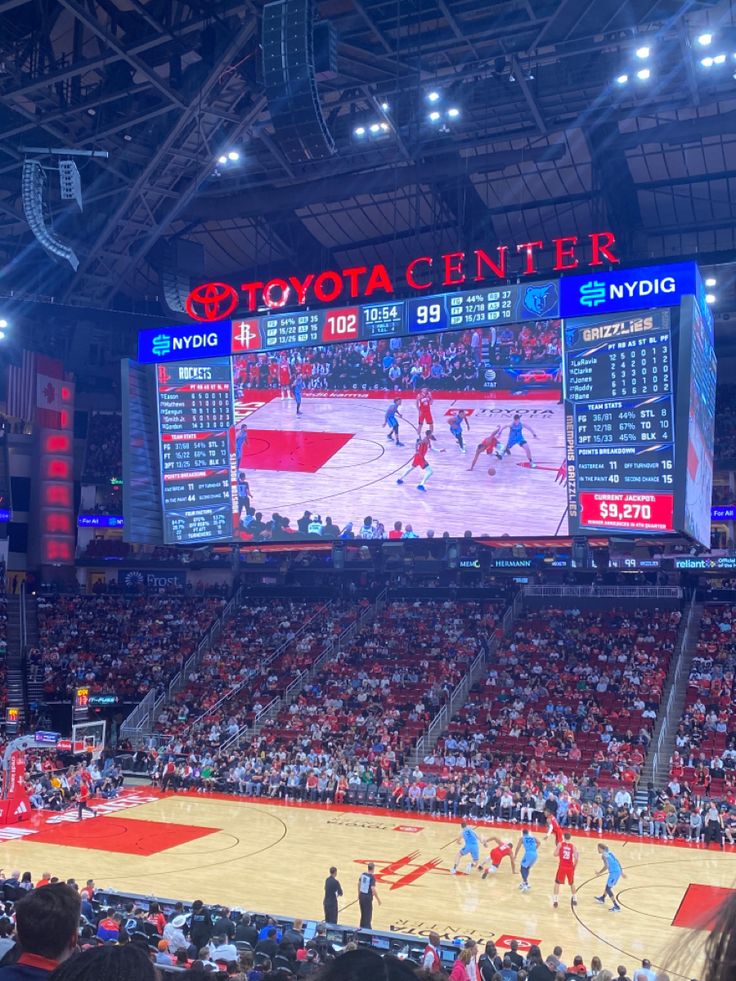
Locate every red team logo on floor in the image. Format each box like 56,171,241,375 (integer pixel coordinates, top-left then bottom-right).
495,935,542,952
354,852,444,890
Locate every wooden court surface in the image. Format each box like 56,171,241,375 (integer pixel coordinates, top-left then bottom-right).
5,791,734,977
234,394,568,537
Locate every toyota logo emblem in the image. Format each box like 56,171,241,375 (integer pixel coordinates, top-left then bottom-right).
186,282,238,322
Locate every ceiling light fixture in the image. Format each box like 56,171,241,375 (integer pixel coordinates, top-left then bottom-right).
636,46,650,59
636,67,651,80
697,33,713,46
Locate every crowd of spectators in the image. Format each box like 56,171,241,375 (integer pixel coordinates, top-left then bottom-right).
668,603,736,809
431,607,680,796
0,873,682,981
715,384,736,463
24,756,124,812
154,600,359,749
233,321,561,398
28,594,226,700
81,412,122,483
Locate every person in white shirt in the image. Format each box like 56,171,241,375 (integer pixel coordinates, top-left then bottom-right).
614,789,632,808
163,914,189,955
208,936,239,962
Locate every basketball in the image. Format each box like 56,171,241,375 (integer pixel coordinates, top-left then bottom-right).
487,467,496,476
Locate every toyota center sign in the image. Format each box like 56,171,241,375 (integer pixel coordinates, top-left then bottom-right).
184,232,620,320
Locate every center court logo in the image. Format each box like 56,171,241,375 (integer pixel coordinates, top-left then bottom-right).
579,280,607,308
152,334,172,357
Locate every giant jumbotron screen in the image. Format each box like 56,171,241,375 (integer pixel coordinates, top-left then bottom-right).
123,263,715,546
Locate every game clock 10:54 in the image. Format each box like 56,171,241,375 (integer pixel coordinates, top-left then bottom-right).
407,295,449,334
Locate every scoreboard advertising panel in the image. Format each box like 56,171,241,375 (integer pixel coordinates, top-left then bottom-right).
125,260,715,546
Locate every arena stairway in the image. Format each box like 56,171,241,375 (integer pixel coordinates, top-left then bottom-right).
23,592,43,712
6,593,29,725
635,596,702,807
408,593,521,767
221,590,390,751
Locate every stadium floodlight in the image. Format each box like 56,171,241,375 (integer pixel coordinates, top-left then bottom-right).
21,159,79,271
380,101,389,111
636,46,650,59
616,74,629,84
697,33,713,46
706,293,716,304
428,111,441,122
227,150,240,161
713,53,727,64
0,319,7,329
354,126,366,136
636,68,651,80
217,154,227,164
369,123,380,133
427,91,440,102
447,107,460,118
705,277,717,287
701,56,714,67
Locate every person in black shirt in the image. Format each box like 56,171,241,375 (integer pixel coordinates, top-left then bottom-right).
272,940,296,974
506,940,524,970
479,942,503,981
189,900,213,951
212,908,235,942
323,868,343,924
234,914,258,948
255,927,279,961
357,864,380,929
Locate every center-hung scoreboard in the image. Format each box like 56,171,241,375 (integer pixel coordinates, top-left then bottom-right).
123,261,715,546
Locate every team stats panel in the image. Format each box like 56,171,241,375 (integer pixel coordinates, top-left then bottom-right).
564,309,677,533
155,359,234,543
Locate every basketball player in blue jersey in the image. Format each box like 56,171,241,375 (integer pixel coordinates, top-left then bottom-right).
235,421,249,470
595,843,625,912
513,828,539,892
498,414,538,467
448,409,470,453
383,398,404,447
451,821,484,875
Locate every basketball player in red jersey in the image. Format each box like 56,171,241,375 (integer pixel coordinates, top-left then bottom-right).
480,837,516,879
416,388,435,441
553,832,578,907
396,435,433,492
278,357,292,400
545,807,564,846
76,780,97,821
468,426,504,471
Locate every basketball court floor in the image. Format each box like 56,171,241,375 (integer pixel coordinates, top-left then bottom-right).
234,392,568,538
2,789,731,977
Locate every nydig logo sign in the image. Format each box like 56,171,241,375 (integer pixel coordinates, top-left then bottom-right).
138,320,231,363
560,262,698,318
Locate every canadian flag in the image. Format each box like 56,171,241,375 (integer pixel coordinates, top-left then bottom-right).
37,374,62,411
35,355,73,430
